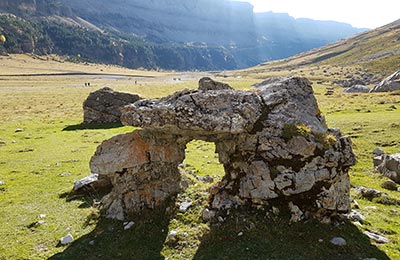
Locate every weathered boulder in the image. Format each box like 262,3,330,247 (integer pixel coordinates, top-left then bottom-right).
344,85,370,93
370,71,400,93
198,77,233,91
83,87,141,124
84,77,355,222
375,153,400,183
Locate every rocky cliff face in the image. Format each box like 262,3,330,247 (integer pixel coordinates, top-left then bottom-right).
59,0,257,47
0,0,366,70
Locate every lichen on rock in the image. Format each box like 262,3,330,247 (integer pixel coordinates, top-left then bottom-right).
80,77,356,222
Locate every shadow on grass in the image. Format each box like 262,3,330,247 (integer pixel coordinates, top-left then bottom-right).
193,210,390,260
62,122,124,131
48,201,390,260
48,203,174,260
59,187,111,209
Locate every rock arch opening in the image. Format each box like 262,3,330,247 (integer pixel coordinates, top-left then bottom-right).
181,140,224,187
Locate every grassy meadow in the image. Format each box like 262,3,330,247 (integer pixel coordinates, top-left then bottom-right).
0,54,400,259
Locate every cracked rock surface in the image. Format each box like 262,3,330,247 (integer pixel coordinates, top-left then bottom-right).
84,77,356,222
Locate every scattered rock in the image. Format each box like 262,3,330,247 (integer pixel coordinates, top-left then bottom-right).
375,153,400,183
389,105,397,110
178,200,193,213
381,180,398,191
83,87,141,124
289,202,304,222
37,214,46,219
343,85,370,93
60,172,71,177
0,181,5,186
82,77,355,222
73,173,110,192
373,156,383,167
351,199,360,209
330,237,347,246
123,221,135,230
15,128,23,133
166,230,179,245
202,208,216,221
237,232,243,237
73,174,98,190
198,77,233,91
372,147,385,156
60,234,74,245
198,175,213,183
272,206,280,215
363,231,390,244
354,186,383,200
89,240,95,246
370,71,400,92
346,210,366,222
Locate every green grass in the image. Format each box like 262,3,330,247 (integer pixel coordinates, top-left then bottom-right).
1,58,400,259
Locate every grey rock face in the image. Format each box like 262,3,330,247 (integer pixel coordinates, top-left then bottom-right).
375,153,400,183
83,77,355,222
344,85,370,93
373,147,385,156
370,71,400,92
83,87,141,124
198,77,233,91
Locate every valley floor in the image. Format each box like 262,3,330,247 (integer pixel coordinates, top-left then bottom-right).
0,55,399,259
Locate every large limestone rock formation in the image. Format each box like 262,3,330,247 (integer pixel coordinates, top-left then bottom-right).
83,87,141,124
85,77,355,222
370,71,400,92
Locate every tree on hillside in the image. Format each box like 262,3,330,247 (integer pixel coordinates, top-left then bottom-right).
0,34,6,43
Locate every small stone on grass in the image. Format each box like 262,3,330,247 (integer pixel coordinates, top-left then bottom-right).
123,221,135,230
60,234,74,245
330,237,346,246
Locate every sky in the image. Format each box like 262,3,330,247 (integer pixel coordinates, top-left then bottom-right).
234,0,399,29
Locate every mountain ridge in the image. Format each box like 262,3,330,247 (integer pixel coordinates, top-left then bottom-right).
0,0,366,70
250,18,400,76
